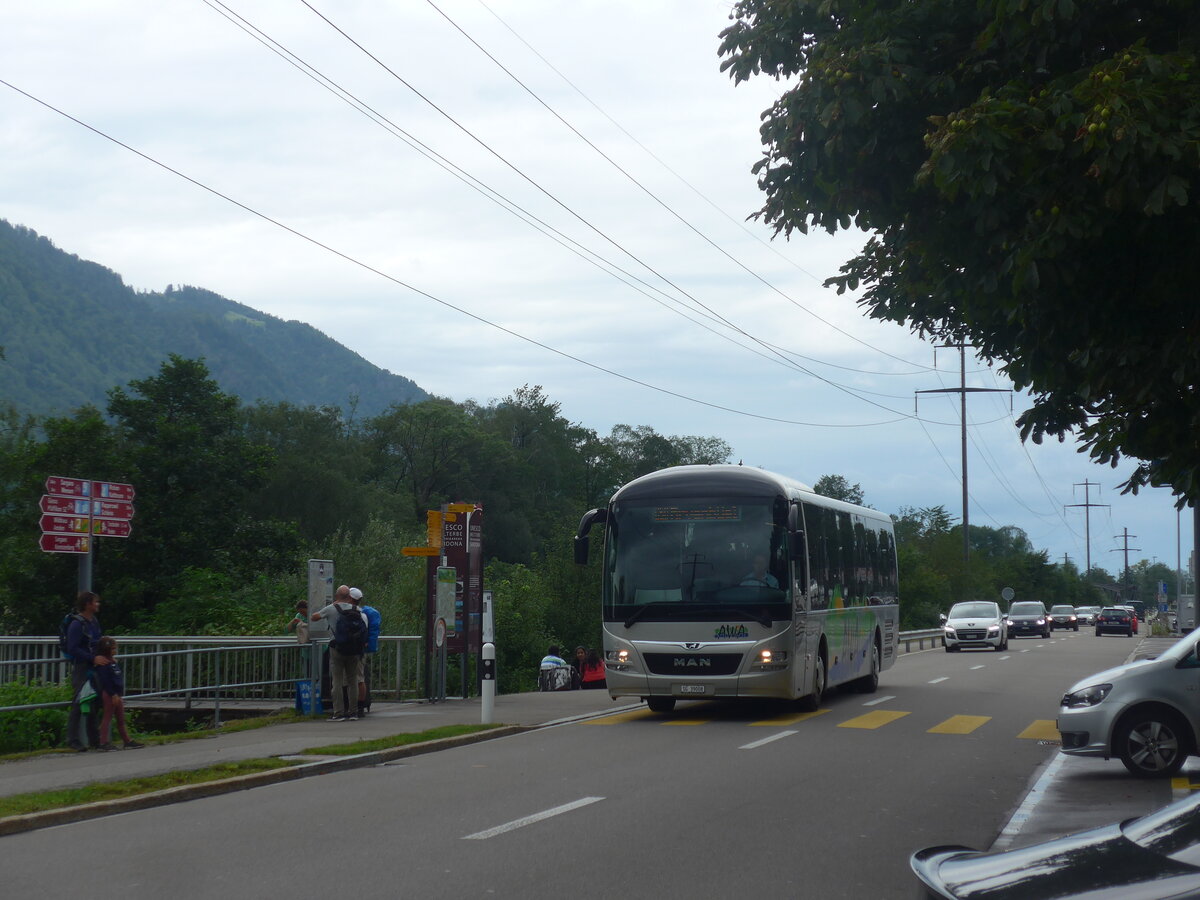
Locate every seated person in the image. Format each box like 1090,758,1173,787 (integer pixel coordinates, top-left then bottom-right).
739,554,780,588
540,645,568,669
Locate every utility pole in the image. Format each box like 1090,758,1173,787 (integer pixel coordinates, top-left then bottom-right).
915,342,1009,565
1062,553,1071,568
1065,480,1108,573
1111,528,1140,603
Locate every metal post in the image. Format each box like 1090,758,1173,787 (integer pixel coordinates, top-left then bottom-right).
481,642,495,724
214,648,222,729
185,643,193,710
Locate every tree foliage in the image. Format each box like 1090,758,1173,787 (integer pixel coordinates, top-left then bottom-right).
719,0,1200,499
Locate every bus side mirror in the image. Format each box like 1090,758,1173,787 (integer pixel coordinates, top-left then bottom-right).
574,508,608,566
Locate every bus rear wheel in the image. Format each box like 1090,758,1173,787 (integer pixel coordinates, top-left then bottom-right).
646,696,676,713
853,642,880,693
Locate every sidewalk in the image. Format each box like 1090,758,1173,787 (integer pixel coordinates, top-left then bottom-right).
0,689,637,801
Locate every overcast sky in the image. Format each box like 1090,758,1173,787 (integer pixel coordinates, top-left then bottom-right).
1,1,1190,590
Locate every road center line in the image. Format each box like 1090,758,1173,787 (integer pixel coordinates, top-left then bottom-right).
928,676,949,684
970,665,985,670
863,695,896,706
462,797,605,840
739,730,798,750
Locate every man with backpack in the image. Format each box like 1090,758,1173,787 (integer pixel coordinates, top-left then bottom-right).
311,585,367,722
61,591,111,750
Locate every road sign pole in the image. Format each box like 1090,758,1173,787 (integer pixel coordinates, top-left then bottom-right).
78,537,93,594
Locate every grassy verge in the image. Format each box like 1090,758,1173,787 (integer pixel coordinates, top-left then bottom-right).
301,723,505,756
0,709,305,762
0,758,294,819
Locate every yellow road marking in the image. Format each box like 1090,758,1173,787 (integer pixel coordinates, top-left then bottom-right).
662,719,709,726
838,710,910,730
750,709,832,726
1017,720,1059,740
583,710,656,725
928,715,991,735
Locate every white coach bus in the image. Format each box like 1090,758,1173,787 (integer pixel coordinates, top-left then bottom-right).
574,465,899,712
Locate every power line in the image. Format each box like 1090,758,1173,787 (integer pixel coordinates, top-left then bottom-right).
0,76,913,431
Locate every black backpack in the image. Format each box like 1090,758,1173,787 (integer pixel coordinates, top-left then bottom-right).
333,605,367,656
58,613,84,659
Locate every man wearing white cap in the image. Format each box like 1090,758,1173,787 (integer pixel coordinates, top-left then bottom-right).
311,585,367,721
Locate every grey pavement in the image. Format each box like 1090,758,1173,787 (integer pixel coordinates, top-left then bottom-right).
2,635,1194,846
0,688,637,801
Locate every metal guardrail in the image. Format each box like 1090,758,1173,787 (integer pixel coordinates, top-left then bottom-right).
0,636,425,726
898,628,944,652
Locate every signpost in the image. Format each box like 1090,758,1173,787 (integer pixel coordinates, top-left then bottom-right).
39,476,136,591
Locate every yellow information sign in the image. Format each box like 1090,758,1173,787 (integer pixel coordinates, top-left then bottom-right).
401,546,439,557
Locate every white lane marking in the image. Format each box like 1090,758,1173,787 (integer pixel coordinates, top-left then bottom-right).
991,753,1066,851
739,730,799,750
863,695,896,706
970,665,985,670
928,677,949,684
1020,649,1031,653
462,797,605,840
998,655,1010,660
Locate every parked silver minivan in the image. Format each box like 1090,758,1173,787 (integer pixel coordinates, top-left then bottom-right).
1058,634,1200,777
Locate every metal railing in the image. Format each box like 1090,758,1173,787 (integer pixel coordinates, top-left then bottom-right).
0,636,425,725
898,628,945,652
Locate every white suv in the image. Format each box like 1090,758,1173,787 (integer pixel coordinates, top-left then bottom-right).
942,601,1008,652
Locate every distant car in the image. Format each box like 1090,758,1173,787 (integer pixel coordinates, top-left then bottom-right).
911,790,1200,897
940,601,1008,652
1048,604,1078,631
1075,605,1101,626
1059,631,1200,777
1095,607,1134,637
1006,601,1049,639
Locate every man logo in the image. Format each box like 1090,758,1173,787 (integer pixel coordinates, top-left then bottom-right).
673,657,711,668
684,642,702,650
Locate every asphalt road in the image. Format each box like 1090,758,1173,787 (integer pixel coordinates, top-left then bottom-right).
0,631,1147,898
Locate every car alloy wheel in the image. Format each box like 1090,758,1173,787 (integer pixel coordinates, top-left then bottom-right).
1117,711,1189,778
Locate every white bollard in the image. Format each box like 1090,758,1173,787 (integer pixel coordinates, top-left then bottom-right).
481,642,496,724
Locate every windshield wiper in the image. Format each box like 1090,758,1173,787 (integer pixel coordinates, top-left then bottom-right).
624,602,684,629
623,603,773,629
703,606,773,629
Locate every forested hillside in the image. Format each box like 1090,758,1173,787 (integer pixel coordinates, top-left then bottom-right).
0,220,426,416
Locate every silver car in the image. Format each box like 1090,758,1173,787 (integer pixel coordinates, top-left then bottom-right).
941,601,1008,652
1074,605,1101,626
1058,634,1200,777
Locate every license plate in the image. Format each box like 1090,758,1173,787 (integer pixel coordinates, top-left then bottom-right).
680,685,706,694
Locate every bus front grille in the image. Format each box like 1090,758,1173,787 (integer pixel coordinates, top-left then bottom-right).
643,653,742,676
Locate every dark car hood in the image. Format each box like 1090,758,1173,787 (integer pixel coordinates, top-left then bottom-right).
912,822,1200,899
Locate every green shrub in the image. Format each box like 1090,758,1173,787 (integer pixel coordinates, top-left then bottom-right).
0,680,71,753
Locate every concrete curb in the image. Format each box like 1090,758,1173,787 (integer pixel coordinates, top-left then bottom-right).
0,724,526,838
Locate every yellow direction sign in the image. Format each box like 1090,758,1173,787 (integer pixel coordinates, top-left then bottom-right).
401,546,439,557
446,503,475,514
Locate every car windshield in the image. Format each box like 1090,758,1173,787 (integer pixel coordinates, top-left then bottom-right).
948,603,997,618
1100,608,1126,616
1076,606,1099,613
1050,606,1074,614
1010,603,1043,616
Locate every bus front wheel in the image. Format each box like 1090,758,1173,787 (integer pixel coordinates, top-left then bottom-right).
647,696,676,713
798,651,826,712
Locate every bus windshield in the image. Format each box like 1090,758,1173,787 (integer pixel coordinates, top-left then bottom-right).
603,497,789,625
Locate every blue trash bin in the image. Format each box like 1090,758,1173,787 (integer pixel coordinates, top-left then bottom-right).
295,679,320,715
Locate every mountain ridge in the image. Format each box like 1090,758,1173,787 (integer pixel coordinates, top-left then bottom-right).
0,219,428,416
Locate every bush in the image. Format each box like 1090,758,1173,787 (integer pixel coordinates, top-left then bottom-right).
0,679,71,753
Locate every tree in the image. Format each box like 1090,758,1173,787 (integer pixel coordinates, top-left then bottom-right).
105,356,297,622
719,1,1200,499
812,474,865,505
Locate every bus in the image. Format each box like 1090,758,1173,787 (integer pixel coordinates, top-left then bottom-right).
574,465,899,712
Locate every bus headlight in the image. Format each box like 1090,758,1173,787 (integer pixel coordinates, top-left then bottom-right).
605,649,632,671
752,649,788,670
